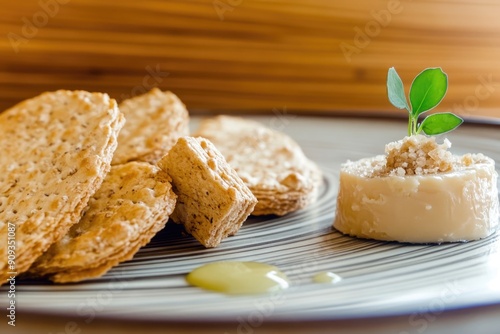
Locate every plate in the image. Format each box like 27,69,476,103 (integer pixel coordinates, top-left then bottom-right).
8,116,500,323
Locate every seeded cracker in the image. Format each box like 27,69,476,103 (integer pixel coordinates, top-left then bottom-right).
0,90,124,283
112,88,189,165
30,162,176,283
158,137,257,248
195,116,322,216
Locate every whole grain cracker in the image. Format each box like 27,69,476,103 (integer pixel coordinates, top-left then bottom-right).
0,90,124,283
112,88,189,165
194,116,322,216
158,137,257,248
29,162,177,283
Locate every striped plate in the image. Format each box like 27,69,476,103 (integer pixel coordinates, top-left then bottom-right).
12,116,500,322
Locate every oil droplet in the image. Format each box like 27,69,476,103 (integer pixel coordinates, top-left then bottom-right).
313,271,342,284
186,261,289,295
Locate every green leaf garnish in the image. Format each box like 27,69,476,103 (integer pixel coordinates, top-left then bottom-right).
409,68,448,117
386,67,463,136
387,67,409,110
418,113,463,135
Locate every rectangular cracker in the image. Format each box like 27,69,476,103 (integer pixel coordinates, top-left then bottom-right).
158,137,257,248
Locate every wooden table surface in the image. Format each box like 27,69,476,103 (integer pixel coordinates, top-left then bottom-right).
1,0,500,119
15,303,500,334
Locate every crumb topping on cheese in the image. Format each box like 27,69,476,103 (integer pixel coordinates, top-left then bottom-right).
383,135,453,176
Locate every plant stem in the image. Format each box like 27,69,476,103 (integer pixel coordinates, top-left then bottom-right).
408,115,419,136
408,114,412,136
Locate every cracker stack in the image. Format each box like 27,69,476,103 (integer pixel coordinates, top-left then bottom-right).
0,90,124,282
30,162,176,283
0,88,322,284
158,137,257,248
195,116,322,216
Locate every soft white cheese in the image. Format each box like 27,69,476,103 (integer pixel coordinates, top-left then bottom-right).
333,154,499,243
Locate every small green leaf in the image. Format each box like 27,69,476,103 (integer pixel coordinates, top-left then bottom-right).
409,68,448,117
419,113,464,135
387,67,409,111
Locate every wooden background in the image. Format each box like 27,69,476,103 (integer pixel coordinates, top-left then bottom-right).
1,0,500,119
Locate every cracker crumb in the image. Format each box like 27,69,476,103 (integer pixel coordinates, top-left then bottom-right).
382,135,454,176
462,153,473,167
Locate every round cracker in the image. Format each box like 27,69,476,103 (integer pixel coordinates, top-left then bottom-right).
112,88,189,165
0,90,124,282
194,116,322,216
30,162,177,283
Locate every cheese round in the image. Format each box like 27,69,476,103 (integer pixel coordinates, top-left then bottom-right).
333,154,499,243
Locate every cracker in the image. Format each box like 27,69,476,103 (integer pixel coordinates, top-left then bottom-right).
112,88,189,165
194,116,322,216
29,162,177,283
0,90,124,283
158,137,257,248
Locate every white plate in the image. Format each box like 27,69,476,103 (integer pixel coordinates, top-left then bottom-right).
11,116,500,323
